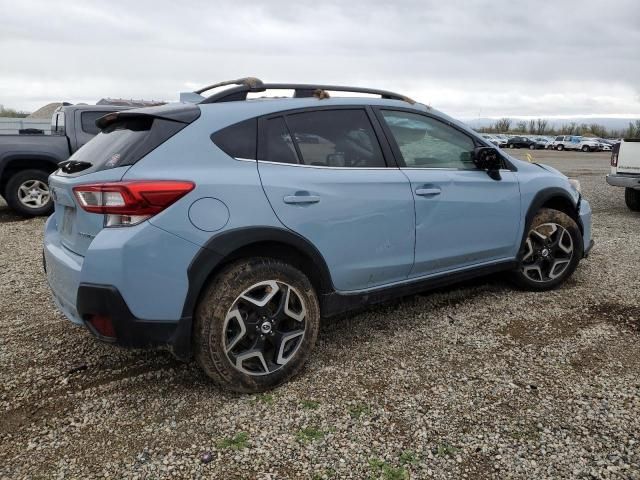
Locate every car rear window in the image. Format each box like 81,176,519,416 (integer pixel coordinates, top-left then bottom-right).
58,116,186,177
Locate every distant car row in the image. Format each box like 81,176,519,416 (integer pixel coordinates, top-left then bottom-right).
481,133,619,152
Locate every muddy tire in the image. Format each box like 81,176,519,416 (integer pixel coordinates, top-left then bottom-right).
626,188,640,212
510,208,583,291
194,258,320,393
5,169,53,217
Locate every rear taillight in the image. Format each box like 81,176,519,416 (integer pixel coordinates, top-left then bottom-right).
73,181,194,227
611,143,620,167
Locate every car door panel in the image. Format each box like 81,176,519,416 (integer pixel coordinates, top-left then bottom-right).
376,108,522,278
403,168,521,276
258,164,415,291
257,109,415,292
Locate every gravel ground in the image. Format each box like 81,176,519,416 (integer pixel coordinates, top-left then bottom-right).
0,151,638,479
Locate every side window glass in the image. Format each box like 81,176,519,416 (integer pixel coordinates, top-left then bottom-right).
211,118,257,159
264,117,299,164
380,110,476,169
285,110,386,168
81,111,110,135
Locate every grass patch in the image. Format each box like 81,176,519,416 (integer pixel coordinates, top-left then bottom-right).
435,442,458,457
368,458,409,480
301,399,320,410
296,427,325,443
312,467,336,479
349,403,371,419
399,450,418,465
217,432,248,450
252,393,274,405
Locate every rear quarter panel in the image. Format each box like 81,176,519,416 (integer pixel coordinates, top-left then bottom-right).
122,104,286,247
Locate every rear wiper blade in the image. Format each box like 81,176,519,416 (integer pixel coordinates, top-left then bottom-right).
58,160,92,174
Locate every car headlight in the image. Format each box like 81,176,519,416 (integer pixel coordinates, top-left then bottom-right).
568,178,581,193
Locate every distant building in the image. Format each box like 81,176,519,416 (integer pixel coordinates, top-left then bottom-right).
97,98,165,107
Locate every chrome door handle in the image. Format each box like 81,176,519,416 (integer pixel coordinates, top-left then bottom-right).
415,187,441,196
283,194,321,204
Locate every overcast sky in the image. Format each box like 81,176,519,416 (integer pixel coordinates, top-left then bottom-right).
1,0,639,118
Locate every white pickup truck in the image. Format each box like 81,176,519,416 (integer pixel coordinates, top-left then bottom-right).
606,139,640,211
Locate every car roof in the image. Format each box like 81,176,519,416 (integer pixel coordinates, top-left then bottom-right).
196,96,478,138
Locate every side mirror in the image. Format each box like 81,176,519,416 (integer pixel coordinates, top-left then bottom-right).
473,147,502,180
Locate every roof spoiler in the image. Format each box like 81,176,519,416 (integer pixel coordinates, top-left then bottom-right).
95,103,201,130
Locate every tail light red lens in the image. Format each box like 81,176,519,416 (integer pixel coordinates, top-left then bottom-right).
86,314,116,339
73,181,194,225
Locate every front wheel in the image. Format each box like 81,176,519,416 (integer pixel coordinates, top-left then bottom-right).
625,188,640,211
5,169,54,217
194,258,320,393
510,208,583,291
556,144,564,151
529,144,536,150
581,145,590,152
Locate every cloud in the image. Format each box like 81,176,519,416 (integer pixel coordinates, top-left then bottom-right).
1,0,639,117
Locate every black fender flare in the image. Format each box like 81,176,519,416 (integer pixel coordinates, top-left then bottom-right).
171,227,334,359
0,153,62,180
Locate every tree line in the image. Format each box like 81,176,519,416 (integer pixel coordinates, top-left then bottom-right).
0,105,30,118
476,118,640,139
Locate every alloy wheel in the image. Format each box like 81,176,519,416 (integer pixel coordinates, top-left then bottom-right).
223,280,307,376
521,222,574,283
17,180,50,209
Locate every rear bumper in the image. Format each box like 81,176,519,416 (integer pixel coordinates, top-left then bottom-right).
606,174,640,189
76,284,192,359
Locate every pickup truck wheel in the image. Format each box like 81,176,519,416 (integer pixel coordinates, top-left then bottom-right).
5,170,53,217
625,188,640,211
581,145,590,152
510,208,583,291
556,144,564,151
194,258,320,393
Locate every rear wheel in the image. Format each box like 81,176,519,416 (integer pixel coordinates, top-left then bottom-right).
194,258,320,393
510,208,583,291
581,145,590,152
557,144,564,151
529,144,536,150
625,188,640,211
5,169,53,217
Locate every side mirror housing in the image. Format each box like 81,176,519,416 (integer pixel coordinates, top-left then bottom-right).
473,147,502,180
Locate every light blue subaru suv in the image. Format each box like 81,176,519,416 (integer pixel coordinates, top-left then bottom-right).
44,78,593,392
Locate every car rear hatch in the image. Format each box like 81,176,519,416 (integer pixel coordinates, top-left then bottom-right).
615,139,640,175
49,104,200,257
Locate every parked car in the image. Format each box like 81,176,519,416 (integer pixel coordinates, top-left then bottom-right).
506,136,538,149
533,137,550,149
43,78,593,392
0,105,128,216
606,139,640,211
549,135,601,152
577,137,604,152
481,133,506,147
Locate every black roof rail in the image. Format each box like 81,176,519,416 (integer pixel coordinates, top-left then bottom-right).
196,77,415,104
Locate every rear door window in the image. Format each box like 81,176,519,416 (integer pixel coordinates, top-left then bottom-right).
283,109,386,168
